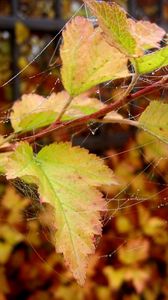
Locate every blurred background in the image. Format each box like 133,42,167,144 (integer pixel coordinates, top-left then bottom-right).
0,1,168,300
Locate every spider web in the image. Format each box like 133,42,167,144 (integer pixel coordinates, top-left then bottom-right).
0,1,168,292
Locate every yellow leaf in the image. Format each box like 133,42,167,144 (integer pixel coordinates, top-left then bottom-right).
61,16,129,96
118,238,149,264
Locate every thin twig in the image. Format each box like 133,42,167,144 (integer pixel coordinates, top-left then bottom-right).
18,76,168,143
56,96,73,121
0,76,167,153
94,118,139,127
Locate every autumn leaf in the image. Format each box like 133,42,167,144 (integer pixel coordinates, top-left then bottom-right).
47,92,105,119
143,217,166,238
10,92,105,132
118,238,149,264
104,266,150,293
84,0,137,56
60,16,129,96
128,19,165,50
115,215,133,233
10,93,56,132
84,0,165,57
6,142,117,285
125,268,150,293
136,131,168,172
139,101,168,143
104,266,125,290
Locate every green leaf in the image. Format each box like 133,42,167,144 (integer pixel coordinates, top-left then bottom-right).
135,46,168,74
139,101,168,143
10,92,106,132
60,16,129,96
6,142,117,285
84,0,137,56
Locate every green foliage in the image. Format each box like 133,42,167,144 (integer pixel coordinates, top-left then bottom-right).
135,46,168,74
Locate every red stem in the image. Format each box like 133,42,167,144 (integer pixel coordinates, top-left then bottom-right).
0,77,167,153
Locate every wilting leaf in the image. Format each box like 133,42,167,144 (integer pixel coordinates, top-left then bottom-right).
128,19,165,50
10,92,105,132
135,46,168,74
84,0,137,56
139,101,168,143
60,16,129,96
6,142,117,285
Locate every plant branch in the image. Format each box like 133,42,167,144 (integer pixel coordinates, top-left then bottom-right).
122,61,139,98
20,76,168,142
0,76,167,153
56,96,73,121
94,118,139,127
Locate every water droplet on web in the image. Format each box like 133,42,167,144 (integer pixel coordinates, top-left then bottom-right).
87,123,99,135
89,127,97,135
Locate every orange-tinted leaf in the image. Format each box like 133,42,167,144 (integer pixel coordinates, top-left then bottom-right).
61,16,129,96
